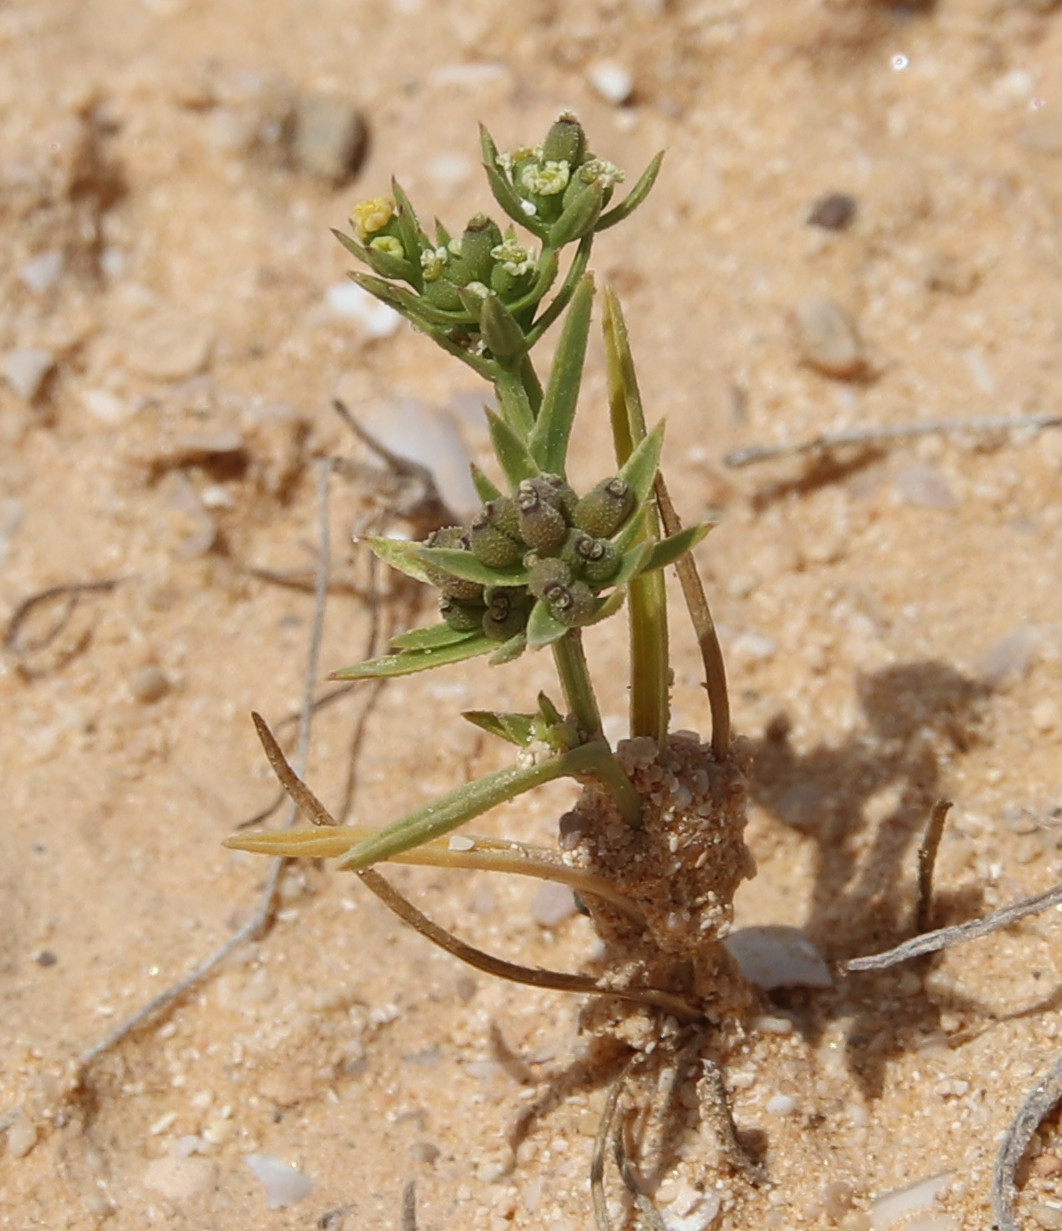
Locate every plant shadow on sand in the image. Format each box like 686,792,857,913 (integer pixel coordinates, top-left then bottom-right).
745,657,1029,1098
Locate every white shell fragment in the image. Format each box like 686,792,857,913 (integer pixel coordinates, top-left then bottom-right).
588,60,634,105
326,281,402,339
870,1172,953,1229
2,348,55,401
243,1153,314,1210
725,925,833,990
792,297,867,379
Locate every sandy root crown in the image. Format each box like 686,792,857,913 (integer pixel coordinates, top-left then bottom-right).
562,732,758,1035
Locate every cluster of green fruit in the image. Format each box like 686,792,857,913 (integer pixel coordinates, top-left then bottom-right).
426,470,636,641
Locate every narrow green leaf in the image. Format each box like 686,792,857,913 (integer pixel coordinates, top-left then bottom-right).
489,631,528,665
330,633,495,681
635,523,713,576
413,545,528,588
334,740,612,870
529,274,594,474
390,622,478,651
350,273,471,331
583,587,627,627
391,179,427,274
332,228,368,261
596,151,665,233
486,407,538,489
364,535,433,585
526,236,592,348
462,710,537,746
618,419,665,507
526,598,570,650
470,462,503,503
608,541,653,588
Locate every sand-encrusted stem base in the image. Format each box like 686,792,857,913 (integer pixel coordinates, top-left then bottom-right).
562,732,758,1042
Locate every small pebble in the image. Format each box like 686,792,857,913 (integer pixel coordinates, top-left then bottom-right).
243,1153,314,1209
766,1093,797,1115
530,882,577,928
2,348,56,401
895,463,957,510
5,1114,39,1159
291,93,368,185
792,297,867,380
1028,1202,1062,1231
35,950,58,966
326,281,402,339
1032,698,1059,732
588,60,634,105
975,623,1041,686
122,309,214,381
20,249,64,293
141,1155,218,1200
726,925,833,990
128,665,171,704
807,192,857,231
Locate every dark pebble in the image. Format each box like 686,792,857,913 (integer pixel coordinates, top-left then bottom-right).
807,192,857,231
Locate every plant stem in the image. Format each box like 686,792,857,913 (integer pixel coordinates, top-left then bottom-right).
552,630,603,739
551,632,643,827
602,288,670,744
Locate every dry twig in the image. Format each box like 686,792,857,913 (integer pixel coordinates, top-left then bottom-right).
916,799,952,934
724,411,1062,470
845,881,1062,972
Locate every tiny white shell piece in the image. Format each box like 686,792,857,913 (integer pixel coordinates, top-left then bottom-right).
243,1153,314,1210
725,925,833,990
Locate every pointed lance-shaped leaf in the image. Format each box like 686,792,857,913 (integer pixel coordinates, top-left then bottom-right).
595,150,665,233
390,622,482,651
363,535,435,586
330,631,496,682
529,273,594,475
618,419,666,508
525,597,571,650
547,178,604,248
390,178,428,273
334,741,611,870
635,522,713,577
413,544,528,589
470,461,503,504
479,292,529,359
488,630,528,665
461,710,538,747
486,407,539,490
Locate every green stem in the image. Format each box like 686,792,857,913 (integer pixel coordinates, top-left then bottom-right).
336,739,637,869
551,631,642,828
552,630,603,740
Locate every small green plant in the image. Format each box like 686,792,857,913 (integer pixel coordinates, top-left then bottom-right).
227,113,759,1221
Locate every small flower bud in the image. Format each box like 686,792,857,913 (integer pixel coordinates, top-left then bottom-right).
547,580,596,627
468,509,523,567
517,479,568,552
527,555,572,599
479,292,527,358
542,113,587,169
573,476,635,537
459,214,504,283
423,526,484,601
482,586,531,641
441,596,487,632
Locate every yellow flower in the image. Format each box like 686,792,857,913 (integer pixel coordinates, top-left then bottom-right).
350,197,394,243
